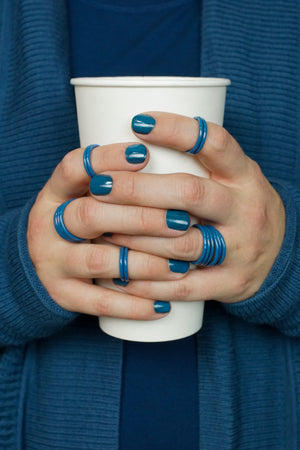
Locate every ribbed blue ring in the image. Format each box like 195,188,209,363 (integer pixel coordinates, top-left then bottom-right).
123,247,129,282
192,224,226,266
216,229,226,265
207,226,222,266
119,246,129,282
186,117,207,155
119,246,125,281
205,226,215,265
200,226,210,265
83,144,99,178
192,225,207,265
53,199,85,243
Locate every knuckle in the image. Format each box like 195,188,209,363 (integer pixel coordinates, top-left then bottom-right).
76,198,99,229
167,115,183,143
47,284,65,306
137,207,152,233
133,252,155,279
128,298,145,320
172,279,191,300
27,212,50,265
85,247,107,276
142,253,156,277
232,271,252,299
249,158,264,180
245,238,263,264
121,173,137,200
182,175,206,206
171,233,197,259
95,295,110,316
60,150,78,183
211,126,230,152
27,215,46,243
64,247,77,269
251,205,268,229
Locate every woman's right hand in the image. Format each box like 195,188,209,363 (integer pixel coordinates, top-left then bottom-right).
27,143,189,319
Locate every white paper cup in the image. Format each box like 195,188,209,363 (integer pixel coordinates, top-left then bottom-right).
71,76,230,342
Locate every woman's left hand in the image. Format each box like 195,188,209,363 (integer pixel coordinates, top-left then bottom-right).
93,111,286,304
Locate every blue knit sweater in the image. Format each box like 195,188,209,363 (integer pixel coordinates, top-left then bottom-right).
0,1,299,449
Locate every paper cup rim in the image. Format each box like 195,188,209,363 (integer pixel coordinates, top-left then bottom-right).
70,76,231,87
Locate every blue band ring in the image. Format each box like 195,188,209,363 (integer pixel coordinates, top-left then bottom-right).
119,246,130,283
53,199,85,243
186,117,207,155
83,144,99,178
192,224,226,266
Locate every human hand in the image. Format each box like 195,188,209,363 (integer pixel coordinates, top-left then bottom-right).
99,111,286,304
27,142,190,318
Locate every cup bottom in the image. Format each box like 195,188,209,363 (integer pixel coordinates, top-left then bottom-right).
99,301,204,342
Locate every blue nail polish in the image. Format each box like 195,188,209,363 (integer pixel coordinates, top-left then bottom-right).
169,259,190,274
90,175,113,195
132,114,156,134
113,278,129,287
125,144,147,164
154,301,170,314
166,210,190,231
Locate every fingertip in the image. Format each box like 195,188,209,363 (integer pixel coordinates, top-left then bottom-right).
131,114,156,135
125,143,148,164
166,210,190,231
153,300,171,314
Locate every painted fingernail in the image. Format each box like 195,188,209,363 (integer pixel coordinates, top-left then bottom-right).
166,210,190,231
132,114,156,134
169,259,190,274
125,144,147,164
113,278,129,287
90,175,113,195
154,301,170,314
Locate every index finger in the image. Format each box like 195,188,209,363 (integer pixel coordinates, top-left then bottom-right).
131,111,252,181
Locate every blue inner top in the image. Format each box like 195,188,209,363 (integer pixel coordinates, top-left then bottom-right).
67,0,200,448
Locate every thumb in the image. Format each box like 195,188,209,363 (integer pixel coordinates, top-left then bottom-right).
47,147,94,202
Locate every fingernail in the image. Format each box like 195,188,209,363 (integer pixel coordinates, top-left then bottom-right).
125,144,147,164
132,114,156,134
103,232,113,237
169,259,190,273
113,278,129,287
154,301,170,314
90,175,113,195
166,210,190,231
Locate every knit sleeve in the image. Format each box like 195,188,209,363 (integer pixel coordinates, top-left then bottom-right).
223,181,300,337
0,198,78,348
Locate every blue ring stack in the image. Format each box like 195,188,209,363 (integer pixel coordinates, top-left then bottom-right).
192,224,226,266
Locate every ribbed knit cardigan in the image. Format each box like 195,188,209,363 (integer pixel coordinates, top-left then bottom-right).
0,1,299,449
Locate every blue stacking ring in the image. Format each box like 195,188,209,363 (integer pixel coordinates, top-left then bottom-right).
119,246,130,283
207,226,222,266
119,246,125,281
186,117,208,155
206,226,222,266
53,199,85,243
216,229,226,265
200,226,210,265
192,224,226,266
205,226,215,265
123,247,129,282
83,144,99,178
192,225,205,265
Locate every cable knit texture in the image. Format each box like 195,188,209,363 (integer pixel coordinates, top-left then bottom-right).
0,0,299,449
